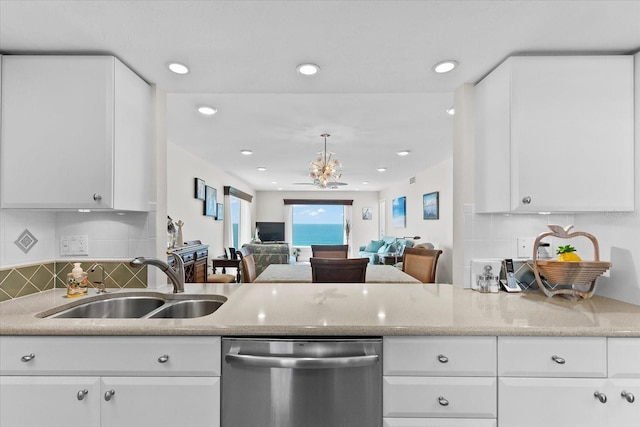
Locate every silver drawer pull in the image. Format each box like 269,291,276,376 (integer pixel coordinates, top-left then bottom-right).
20,353,36,362
158,354,170,363
594,391,607,404
621,391,635,403
437,354,449,363
551,355,566,365
104,390,116,401
438,396,449,406
77,389,89,401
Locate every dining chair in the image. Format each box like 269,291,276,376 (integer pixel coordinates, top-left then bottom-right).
310,257,369,283
310,244,349,258
238,248,257,283
401,247,443,283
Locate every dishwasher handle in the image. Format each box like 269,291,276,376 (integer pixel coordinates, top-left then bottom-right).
225,350,379,369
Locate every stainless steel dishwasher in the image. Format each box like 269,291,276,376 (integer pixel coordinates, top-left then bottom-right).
222,337,382,427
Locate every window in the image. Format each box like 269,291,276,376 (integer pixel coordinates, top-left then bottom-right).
230,196,240,248
292,204,344,246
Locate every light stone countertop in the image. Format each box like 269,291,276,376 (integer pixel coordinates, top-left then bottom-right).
1,282,639,337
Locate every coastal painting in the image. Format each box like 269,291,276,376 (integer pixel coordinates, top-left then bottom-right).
392,196,406,228
423,191,439,220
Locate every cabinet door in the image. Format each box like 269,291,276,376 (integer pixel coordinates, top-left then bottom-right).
0,376,100,427
609,338,640,378
499,377,607,427
608,379,640,427
510,56,634,212
100,377,220,427
1,56,115,209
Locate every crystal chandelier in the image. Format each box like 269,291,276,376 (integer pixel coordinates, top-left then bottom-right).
309,133,342,189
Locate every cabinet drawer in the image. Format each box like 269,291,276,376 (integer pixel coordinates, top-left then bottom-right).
383,376,497,418
384,418,496,427
0,336,221,376
384,336,497,376
498,336,606,377
609,338,640,378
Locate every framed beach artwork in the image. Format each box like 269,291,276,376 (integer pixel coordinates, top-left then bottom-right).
194,177,206,200
216,203,224,221
392,196,406,228
423,191,439,220
204,186,217,217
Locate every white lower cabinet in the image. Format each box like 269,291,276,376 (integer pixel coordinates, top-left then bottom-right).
0,336,221,427
383,337,497,426
498,336,640,427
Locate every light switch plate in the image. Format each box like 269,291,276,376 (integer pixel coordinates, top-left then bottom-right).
517,236,534,259
60,235,89,256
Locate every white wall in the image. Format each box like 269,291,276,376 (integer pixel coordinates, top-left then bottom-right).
166,141,256,261
454,52,640,306
378,158,454,284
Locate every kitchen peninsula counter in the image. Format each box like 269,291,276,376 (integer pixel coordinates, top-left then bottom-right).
1,283,639,337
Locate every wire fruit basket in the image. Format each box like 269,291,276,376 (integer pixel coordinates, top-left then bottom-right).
532,225,611,299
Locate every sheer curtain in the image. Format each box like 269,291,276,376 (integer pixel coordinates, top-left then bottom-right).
223,194,233,250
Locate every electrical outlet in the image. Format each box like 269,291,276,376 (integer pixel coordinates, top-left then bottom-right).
60,235,89,256
517,236,534,259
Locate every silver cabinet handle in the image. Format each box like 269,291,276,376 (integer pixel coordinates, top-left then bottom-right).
158,354,170,363
551,355,566,364
104,390,115,401
437,354,449,363
77,389,89,401
621,391,635,403
522,196,532,204
594,391,607,404
438,396,449,406
93,193,102,202
225,351,378,369
20,353,35,362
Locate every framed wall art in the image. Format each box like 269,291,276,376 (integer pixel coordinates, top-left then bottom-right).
362,207,372,220
216,203,224,221
204,185,217,217
195,177,206,200
392,196,406,228
423,191,439,220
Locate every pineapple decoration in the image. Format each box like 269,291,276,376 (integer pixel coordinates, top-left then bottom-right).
556,245,581,262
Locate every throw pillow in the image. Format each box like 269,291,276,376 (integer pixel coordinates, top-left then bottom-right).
377,243,389,254
365,240,385,252
386,244,397,253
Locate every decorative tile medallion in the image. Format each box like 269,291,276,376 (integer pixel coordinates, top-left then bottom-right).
14,229,38,254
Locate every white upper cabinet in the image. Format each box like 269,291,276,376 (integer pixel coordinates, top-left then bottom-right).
1,55,152,211
474,56,634,213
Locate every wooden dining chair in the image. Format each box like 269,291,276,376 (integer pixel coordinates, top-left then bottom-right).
238,248,257,283
310,257,369,283
401,247,443,283
310,244,349,258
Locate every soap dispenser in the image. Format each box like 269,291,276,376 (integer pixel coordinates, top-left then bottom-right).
66,262,89,298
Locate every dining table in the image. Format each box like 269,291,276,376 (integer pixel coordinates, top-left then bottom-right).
253,263,421,283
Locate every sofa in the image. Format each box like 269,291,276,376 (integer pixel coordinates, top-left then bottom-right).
358,236,419,265
241,243,290,277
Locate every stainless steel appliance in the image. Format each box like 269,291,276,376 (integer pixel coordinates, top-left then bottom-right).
222,337,382,427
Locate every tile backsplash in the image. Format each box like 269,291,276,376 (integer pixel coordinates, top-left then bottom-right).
0,261,147,302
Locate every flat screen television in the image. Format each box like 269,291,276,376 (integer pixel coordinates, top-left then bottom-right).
256,222,285,242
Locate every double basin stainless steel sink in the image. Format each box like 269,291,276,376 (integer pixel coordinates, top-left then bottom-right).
41,292,227,319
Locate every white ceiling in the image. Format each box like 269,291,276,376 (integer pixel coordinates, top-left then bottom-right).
1,1,639,191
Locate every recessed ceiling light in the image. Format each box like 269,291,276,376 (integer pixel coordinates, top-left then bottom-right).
257,167,267,172
362,181,369,185
278,187,283,191
78,209,91,213
198,106,217,116
296,63,320,76
168,62,189,74
433,60,458,74
397,150,410,156
271,181,278,184
377,167,387,172
446,107,455,115
241,149,253,155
